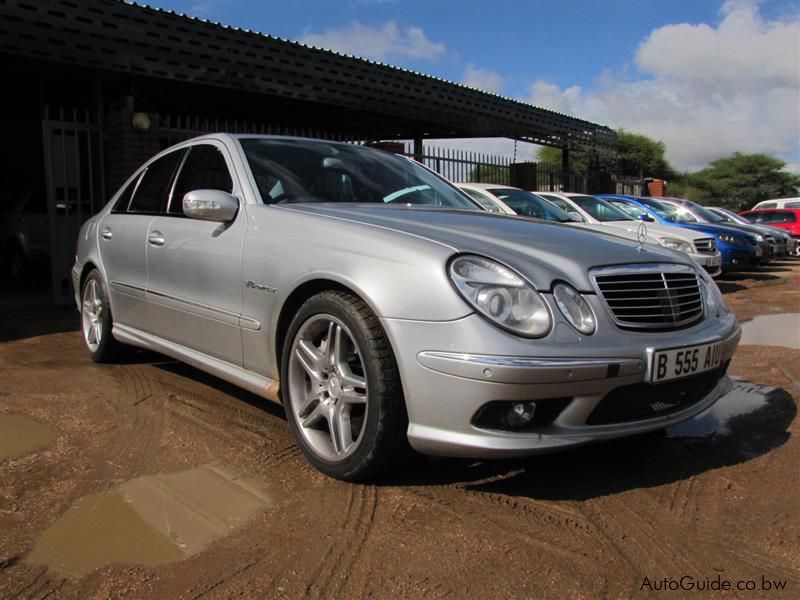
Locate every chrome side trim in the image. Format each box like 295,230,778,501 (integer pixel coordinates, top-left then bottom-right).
112,324,280,403
417,351,643,384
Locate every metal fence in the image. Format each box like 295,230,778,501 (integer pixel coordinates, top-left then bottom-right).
154,118,645,195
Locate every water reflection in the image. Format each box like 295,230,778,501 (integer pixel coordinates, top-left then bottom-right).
27,466,271,577
0,414,56,460
666,379,770,438
740,313,800,349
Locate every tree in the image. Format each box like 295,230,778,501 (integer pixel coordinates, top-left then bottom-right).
683,153,800,210
536,129,676,179
466,164,509,185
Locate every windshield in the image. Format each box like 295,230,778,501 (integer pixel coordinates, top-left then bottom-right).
461,188,504,213
569,195,634,222
708,208,739,224
606,199,651,219
240,138,476,208
637,198,698,223
487,188,576,222
682,200,727,223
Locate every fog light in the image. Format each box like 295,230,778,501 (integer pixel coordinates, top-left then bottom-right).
506,402,536,428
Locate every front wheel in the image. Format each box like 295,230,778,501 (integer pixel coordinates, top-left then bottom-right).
281,290,411,481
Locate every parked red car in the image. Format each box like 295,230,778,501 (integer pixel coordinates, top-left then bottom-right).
739,209,800,252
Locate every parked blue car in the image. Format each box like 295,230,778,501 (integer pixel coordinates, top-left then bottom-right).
598,195,764,273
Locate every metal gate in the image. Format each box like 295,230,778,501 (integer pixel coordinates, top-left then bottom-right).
42,107,105,304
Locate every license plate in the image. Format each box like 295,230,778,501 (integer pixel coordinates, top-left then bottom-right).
706,256,721,267
756,247,763,257
650,341,723,383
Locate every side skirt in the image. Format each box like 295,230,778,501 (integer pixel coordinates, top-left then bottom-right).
112,324,281,404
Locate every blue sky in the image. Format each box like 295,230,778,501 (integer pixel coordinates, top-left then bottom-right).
140,1,799,171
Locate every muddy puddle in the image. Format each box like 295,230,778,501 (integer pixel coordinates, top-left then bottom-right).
26,466,271,577
0,413,56,460
665,379,771,439
740,313,800,349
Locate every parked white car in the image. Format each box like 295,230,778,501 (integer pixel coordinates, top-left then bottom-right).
751,198,800,210
459,185,722,277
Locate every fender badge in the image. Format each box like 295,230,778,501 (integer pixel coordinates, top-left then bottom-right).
245,280,278,294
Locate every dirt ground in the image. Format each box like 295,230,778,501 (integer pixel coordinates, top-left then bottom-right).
1,261,799,599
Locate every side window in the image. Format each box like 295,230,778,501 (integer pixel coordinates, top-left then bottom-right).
129,150,184,214
169,145,234,215
111,173,142,213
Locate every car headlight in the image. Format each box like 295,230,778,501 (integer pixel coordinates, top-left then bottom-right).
754,234,764,242
716,233,743,245
699,275,730,317
553,283,596,335
449,255,552,337
658,237,693,254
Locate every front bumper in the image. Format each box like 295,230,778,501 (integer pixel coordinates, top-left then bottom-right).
383,300,740,458
690,253,722,277
720,246,761,271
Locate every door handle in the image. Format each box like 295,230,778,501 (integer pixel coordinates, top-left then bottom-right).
101,227,113,240
148,231,165,246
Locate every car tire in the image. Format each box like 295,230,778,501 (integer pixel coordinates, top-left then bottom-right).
80,270,125,363
281,290,411,481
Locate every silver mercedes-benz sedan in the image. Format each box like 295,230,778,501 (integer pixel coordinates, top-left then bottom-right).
73,134,741,481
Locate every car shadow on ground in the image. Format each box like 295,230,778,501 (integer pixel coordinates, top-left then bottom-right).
720,271,781,283
377,383,795,501
716,282,747,294
153,359,287,421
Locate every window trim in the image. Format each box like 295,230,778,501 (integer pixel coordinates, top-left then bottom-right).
125,148,186,215
164,142,239,218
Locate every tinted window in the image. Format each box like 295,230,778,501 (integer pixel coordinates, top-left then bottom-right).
170,145,234,215
487,189,575,222
240,138,474,209
786,201,800,208
569,195,633,222
607,200,649,219
129,150,183,213
462,189,503,213
111,173,142,213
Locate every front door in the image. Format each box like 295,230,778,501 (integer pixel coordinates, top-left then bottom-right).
145,142,245,366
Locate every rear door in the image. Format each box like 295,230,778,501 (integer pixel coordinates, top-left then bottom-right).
98,149,184,330
145,142,246,365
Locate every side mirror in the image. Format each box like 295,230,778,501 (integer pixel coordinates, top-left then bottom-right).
637,213,655,222
568,211,584,222
183,190,238,222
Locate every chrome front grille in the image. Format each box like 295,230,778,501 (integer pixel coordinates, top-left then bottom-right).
693,238,717,254
592,264,704,330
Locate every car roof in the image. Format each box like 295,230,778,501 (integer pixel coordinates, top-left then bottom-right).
742,207,800,213
456,183,518,190
535,191,588,198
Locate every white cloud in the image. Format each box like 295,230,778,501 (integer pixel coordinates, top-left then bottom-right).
299,21,445,61
527,1,800,172
462,65,504,94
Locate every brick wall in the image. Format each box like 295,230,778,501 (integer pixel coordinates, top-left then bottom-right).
104,98,161,195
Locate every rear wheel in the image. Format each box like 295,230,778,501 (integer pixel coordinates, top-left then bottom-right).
281,290,411,481
81,270,125,362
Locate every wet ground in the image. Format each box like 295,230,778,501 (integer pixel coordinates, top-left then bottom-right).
1,260,799,598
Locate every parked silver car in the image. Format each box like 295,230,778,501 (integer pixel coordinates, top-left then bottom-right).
73,134,741,480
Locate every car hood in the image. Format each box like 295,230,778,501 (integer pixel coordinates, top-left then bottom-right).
676,222,754,239
599,220,703,242
278,204,694,291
